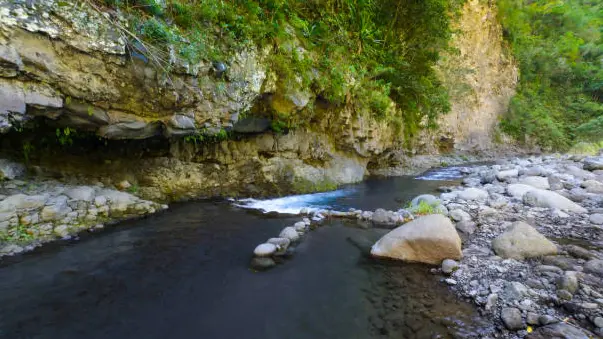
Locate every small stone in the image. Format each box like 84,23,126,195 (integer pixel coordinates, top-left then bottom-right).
485,293,498,311
117,180,132,190
253,243,277,257
53,225,70,238
526,312,540,325
557,289,573,301
538,315,559,326
557,271,579,294
593,316,603,328
250,257,275,271
501,307,525,330
445,278,457,285
441,259,459,274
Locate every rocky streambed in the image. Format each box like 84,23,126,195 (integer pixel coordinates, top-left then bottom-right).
245,153,603,338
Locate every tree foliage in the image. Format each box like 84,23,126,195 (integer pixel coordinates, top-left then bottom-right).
498,0,603,150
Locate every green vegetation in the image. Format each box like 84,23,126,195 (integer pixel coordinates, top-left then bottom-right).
292,177,338,194
407,200,441,216
183,128,230,144
97,0,466,142
56,127,76,146
498,0,603,150
1,224,34,243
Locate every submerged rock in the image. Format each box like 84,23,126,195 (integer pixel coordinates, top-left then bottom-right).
370,214,462,265
250,257,276,271
491,221,557,260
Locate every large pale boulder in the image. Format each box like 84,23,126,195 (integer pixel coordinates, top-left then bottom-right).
523,189,587,213
519,176,550,190
507,184,535,199
492,222,558,260
370,214,462,264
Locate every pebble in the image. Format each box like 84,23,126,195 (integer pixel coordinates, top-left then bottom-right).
594,316,603,328
501,307,525,330
445,278,457,285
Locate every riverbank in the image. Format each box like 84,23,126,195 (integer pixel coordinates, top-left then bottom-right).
0,159,166,257
429,154,603,338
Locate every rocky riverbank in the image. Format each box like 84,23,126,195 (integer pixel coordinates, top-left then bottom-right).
431,154,603,338
247,152,603,338
0,159,166,257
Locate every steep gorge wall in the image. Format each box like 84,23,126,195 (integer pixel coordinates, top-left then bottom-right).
0,0,516,200
434,0,518,152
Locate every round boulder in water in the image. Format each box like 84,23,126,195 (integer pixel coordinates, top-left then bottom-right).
279,227,300,242
254,243,277,257
293,221,307,232
370,214,462,265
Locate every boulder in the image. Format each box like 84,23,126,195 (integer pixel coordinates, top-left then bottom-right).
449,209,471,222
492,221,558,260
279,227,300,242
0,194,47,212
523,189,587,213
457,188,488,201
496,169,519,181
507,184,535,199
253,243,277,257
590,214,603,225
581,179,603,194
370,214,462,264
455,220,476,235
410,194,440,207
65,186,96,202
526,323,589,339
0,159,25,180
583,158,603,171
519,176,550,190
584,259,603,277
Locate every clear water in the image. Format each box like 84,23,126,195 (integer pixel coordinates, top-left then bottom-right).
0,169,494,339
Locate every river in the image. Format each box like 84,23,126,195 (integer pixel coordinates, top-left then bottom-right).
0,168,496,338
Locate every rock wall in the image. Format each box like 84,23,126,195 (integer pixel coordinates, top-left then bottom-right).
0,0,518,200
432,0,518,152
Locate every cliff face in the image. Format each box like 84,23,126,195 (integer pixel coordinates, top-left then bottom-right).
0,0,517,201
434,0,518,152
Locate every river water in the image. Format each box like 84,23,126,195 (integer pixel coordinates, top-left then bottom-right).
0,168,496,339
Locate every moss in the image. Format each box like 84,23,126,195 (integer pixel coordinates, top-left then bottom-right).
291,177,338,194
